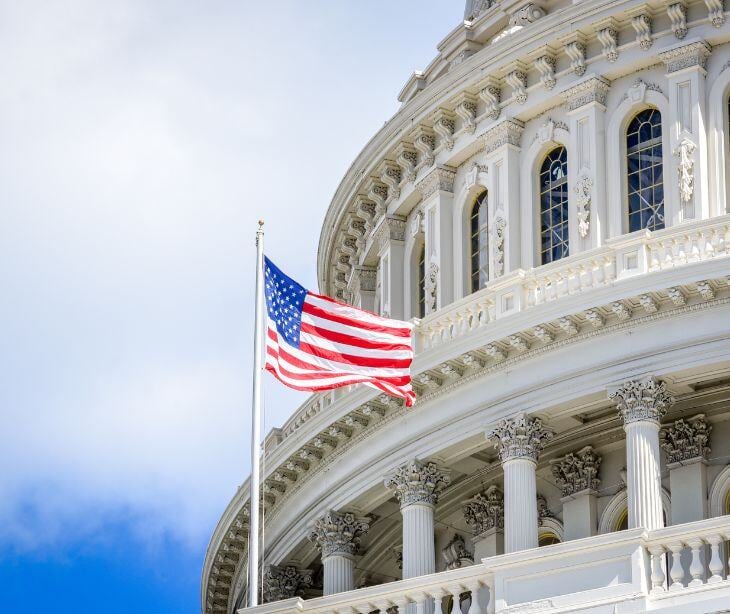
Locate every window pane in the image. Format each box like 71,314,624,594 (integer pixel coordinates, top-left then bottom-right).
626,109,664,232
539,146,569,264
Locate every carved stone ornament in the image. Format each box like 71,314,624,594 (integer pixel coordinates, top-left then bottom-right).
463,485,504,534
629,9,653,51
409,209,423,238
595,18,619,62
465,161,486,189
393,546,403,570
537,495,554,523
668,2,688,39
309,510,372,558
464,0,494,21
659,41,711,74
263,565,313,602
575,173,593,238
705,0,726,27
416,166,456,199
375,217,406,252
492,215,506,277
660,414,712,465
487,414,553,463
533,54,556,90
509,3,545,28
479,77,501,121
505,68,528,105
442,533,474,570
673,136,696,204
384,459,451,508
562,77,609,112
425,262,439,312
609,377,674,426
550,446,602,497
483,119,524,154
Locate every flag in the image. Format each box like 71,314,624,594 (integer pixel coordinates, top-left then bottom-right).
263,257,416,406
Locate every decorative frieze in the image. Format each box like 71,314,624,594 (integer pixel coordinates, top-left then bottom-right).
674,136,696,204
433,108,456,151
584,309,605,328
562,33,587,76
610,377,674,426
479,76,501,121
483,119,524,154
551,446,602,497
660,414,712,465
595,17,619,63
575,173,592,238
384,459,451,507
505,63,528,105
309,510,372,558
704,0,726,27
533,325,554,344
697,280,715,299
611,301,632,321
639,294,659,313
509,334,529,352
454,93,478,134
562,77,609,111
416,165,456,199
263,565,313,602
659,41,711,73
628,6,653,50
487,414,553,463
667,2,688,39
463,485,504,534
558,317,579,336
484,343,506,361
442,534,474,569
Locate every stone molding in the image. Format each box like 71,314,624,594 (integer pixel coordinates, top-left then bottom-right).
263,565,313,602
309,510,373,558
609,377,674,426
660,414,712,465
384,459,451,508
373,217,406,252
416,165,456,199
659,40,711,73
441,533,474,570
487,414,553,463
551,446,602,497
562,76,609,112
483,119,524,154
463,485,504,534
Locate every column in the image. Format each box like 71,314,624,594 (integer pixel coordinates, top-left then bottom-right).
262,565,313,603
487,415,552,552
384,459,450,578
660,414,711,524
415,166,456,312
309,510,372,596
463,485,504,561
483,119,523,277
658,41,712,223
610,377,673,530
551,446,601,540
562,76,610,251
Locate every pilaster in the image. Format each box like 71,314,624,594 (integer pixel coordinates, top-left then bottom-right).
463,485,505,560
551,446,601,540
373,217,406,319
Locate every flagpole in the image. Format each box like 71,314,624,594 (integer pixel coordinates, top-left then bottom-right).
248,220,265,607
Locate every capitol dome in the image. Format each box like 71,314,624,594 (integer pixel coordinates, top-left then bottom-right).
204,1,730,613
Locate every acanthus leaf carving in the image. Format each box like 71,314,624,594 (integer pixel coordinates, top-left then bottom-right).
384,459,451,507
487,414,553,462
660,414,712,465
463,485,504,534
674,136,696,204
575,173,593,238
309,510,373,558
609,377,674,426
550,446,602,497
263,565,313,602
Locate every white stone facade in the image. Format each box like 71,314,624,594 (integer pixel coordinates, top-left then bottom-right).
203,1,730,613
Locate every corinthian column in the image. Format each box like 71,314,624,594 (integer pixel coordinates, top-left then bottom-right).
309,510,372,595
610,377,674,530
488,415,552,553
384,459,450,579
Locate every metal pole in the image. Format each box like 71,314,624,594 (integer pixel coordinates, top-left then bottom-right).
248,220,265,607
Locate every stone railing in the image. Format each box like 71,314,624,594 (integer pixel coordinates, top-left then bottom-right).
241,516,730,614
418,216,730,351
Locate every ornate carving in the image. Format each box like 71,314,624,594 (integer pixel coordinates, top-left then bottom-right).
558,317,579,336
479,77,501,121
610,377,674,426
384,459,451,507
309,510,372,558
509,334,529,352
416,165,456,199
433,109,456,151
639,294,659,313
659,41,711,73
532,118,568,147
487,414,553,463
629,9,653,50
492,215,506,276
611,301,632,321
533,325,554,343
697,279,715,299
595,18,619,62
537,495,554,522
374,217,406,252
463,485,504,534
367,179,389,217
505,66,528,105
442,534,474,569
660,414,712,465
668,2,688,39
263,565,313,602
551,446,602,497
584,309,605,328
667,286,687,305
704,0,725,27
454,93,478,134
465,161,486,189
464,0,494,21
575,173,593,238
483,119,524,154
409,209,423,238
533,54,556,90
674,136,696,204
563,33,587,76
562,77,609,111
395,143,418,183
393,546,403,570
380,161,402,202
509,3,544,27
413,126,436,169
425,262,439,312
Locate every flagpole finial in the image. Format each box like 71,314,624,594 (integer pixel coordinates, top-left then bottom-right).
258,219,264,229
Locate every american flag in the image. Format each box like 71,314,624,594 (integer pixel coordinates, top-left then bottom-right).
263,257,416,406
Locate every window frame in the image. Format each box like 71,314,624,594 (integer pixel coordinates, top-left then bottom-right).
538,145,570,265
469,190,489,293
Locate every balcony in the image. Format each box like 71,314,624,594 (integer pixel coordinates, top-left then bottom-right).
242,516,730,614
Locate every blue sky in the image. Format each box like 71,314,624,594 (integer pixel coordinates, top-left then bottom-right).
0,1,461,612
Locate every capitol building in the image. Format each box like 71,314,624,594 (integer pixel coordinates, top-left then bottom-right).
203,0,730,612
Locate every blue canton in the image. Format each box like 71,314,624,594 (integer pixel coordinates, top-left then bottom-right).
264,256,307,348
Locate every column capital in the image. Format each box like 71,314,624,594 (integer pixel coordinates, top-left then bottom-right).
609,377,674,426
308,510,373,559
658,40,711,74
463,485,504,535
487,414,553,462
384,459,451,507
415,165,456,199
660,414,712,465
373,216,406,253
562,75,609,112
550,446,602,497
262,565,313,602
482,118,524,154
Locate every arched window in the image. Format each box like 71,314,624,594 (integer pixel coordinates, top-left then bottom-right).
627,108,664,232
539,146,569,264
417,244,426,318
470,191,489,292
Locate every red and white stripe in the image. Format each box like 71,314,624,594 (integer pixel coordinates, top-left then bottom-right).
265,292,416,406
